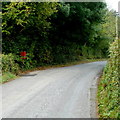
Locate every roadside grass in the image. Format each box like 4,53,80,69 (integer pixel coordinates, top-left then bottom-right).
0,72,18,84
1,58,107,84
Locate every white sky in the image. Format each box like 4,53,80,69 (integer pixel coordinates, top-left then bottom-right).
105,0,120,11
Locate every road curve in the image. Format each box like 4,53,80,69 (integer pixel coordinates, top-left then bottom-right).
2,61,106,118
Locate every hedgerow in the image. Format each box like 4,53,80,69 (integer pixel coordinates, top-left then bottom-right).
98,39,120,118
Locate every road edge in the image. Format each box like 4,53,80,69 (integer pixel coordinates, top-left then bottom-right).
89,71,103,118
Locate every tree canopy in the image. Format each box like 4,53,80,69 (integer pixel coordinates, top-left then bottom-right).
2,2,114,67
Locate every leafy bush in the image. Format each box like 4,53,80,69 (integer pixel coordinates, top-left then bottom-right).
2,53,37,76
15,52,37,70
2,53,19,74
98,39,120,118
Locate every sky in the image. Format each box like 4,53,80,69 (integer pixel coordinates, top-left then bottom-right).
105,0,120,11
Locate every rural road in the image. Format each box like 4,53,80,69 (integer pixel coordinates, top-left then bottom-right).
1,61,106,118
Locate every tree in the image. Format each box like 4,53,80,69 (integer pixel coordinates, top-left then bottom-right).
2,2,59,64
49,2,107,61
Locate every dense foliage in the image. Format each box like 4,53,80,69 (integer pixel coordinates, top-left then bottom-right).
98,39,120,118
2,2,109,69
49,2,109,62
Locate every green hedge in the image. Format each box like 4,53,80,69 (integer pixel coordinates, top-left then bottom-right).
2,53,20,74
98,39,120,118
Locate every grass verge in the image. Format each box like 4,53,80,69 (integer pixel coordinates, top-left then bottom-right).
0,72,18,84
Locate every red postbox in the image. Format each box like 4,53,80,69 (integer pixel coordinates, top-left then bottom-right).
20,51,27,59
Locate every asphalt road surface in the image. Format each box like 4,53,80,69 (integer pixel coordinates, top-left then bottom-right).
2,61,106,118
